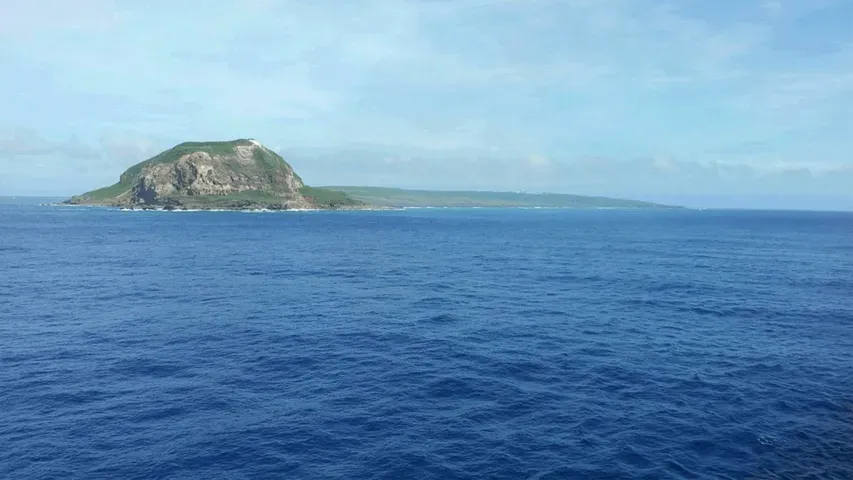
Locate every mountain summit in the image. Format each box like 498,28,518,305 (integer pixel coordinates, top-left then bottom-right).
66,139,359,209
65,138,678,210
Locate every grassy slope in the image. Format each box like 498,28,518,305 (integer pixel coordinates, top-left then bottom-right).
71,140,670,209
118,139,304,185
76,182,133,202
72,140,314,204
72,140,259,202
321,186,674,208
299,187,363,208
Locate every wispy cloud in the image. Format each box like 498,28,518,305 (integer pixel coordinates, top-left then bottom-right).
0,127,98,159
1,0,852,206
0,0,121,36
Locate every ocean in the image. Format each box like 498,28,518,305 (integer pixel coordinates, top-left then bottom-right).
1,205,852,479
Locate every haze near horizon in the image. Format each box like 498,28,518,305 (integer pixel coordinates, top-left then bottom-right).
1,0,852,210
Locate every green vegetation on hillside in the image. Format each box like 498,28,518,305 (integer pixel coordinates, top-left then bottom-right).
77,182,133,202
66,138,673,210
71,140,268,203
156,190,294,208
299,186,364,208
119,139,288,184
69,139,318,206
321,186,673,208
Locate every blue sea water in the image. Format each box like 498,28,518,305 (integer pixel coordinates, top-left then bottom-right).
1,205,852,479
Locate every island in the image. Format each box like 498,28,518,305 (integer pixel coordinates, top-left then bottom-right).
324,186,670,209
66,139,676,210
66,139,362,210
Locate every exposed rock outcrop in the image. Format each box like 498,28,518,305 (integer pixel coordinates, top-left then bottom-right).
66,139,360,210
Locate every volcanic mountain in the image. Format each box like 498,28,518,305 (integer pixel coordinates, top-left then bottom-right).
66,139,360,209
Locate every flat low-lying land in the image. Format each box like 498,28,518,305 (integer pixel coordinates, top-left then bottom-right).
62,138,676,210
324,186,674,209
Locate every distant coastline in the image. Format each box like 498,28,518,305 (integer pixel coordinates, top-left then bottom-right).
323,186,680,209
56,138,680,211
39,202,676,213
4,190,682,211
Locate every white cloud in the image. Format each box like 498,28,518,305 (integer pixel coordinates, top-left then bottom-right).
0,127,97,158
763,1,783,13
0,0,121,36
652,154,678,173
525,154,551,169
2,0,853,201
98,132,170,163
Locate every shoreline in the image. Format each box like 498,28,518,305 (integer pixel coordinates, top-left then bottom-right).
44,202,399,212
43,202,684,212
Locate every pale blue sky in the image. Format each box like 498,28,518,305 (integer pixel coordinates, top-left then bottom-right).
1,0,852,208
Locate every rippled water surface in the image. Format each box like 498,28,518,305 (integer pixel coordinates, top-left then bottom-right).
2,206,852,479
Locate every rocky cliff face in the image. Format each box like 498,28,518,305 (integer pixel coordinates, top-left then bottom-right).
67,139,355,209
129,142,304,203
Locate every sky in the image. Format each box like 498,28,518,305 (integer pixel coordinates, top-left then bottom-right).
1,0,852,209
